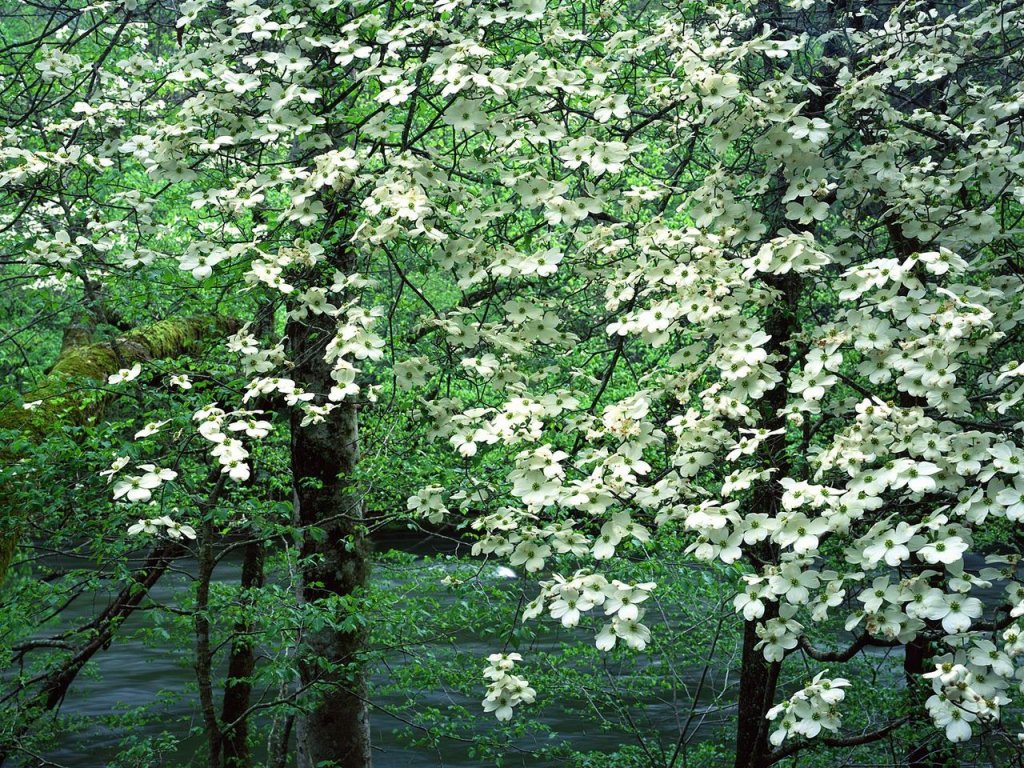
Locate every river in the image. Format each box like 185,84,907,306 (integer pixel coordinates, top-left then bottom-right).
24,535,728,767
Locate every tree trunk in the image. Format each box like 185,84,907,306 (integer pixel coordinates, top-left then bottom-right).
733,268,800,768
904,637,942,768
734,605,780,768
196,518,222,767
289,242,372,768
220,539,265,768
220,301,273,768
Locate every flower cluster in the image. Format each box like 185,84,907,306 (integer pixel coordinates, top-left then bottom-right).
767,672,850,746
110,464,177,504
521,571,656,651
193,405,259,482
127,514,197,541
406,485,448,524
481,653,535,721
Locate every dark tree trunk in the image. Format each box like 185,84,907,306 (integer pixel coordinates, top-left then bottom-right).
196,519,222,767
221,302,272,768
734,605,781,768
904,637,941,768
902,561,952,766
289,240,372,768
733,270,799,768
220,539,265,768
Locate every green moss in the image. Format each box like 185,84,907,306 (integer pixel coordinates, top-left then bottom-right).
0,315,236,585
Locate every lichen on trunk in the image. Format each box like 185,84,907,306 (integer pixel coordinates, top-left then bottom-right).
289,238,372,768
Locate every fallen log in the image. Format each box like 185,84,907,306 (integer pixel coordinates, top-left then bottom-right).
0,315,236,582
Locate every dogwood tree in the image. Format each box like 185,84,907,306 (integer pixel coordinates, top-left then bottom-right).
5,0,640,764
6,0,1024,765
388,0,1024,766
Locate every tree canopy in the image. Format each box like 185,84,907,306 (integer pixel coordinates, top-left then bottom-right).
3,0,1024,766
